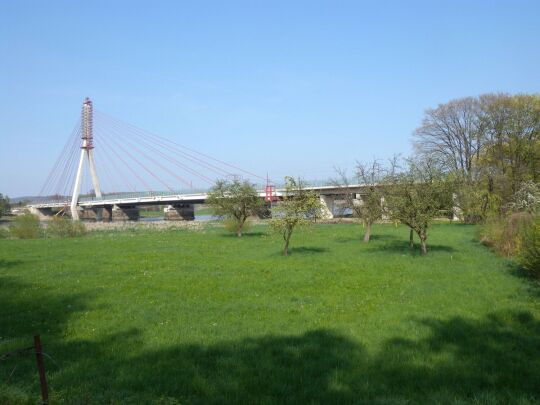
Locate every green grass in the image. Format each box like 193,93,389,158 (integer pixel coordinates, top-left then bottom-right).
194,206,215,216
139,209,164,218
1,223,539,404
139,206,215,218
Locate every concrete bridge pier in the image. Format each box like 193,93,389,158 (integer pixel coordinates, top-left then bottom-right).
112,205,140,221
28,206,55,220
319,195,335,219
164,204,195,221
80,207,106,221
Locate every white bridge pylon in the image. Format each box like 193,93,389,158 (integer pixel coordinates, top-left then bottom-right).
70,97,103,220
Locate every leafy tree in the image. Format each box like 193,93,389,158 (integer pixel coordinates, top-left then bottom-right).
480,93,540,201
206,179,263,237
270,177,323,256
354,161,385,242
0,193,10,217
453,178,501,224
383,158,451,254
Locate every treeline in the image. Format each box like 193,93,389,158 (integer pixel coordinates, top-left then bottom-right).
413,93,539,221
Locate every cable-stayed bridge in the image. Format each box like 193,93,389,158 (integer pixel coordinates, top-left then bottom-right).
29,98,363,221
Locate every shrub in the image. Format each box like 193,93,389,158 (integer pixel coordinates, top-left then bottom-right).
9,213,42,239
47,216,87,238
224,217,252,235
479,212,533,257
520,217,539,278
0,227,9,239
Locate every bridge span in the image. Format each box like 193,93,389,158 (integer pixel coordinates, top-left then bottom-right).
28,184,367,221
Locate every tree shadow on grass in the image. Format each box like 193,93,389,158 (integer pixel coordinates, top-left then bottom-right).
334,233,400,244
0,275,93,403
2,267,539,403
287,246,329,255
365,239,455,255
507,262,540,299
221,231,267,238
2,272,539,404
43,309,540,404
0,259,24,270
0,277,91,341
335,231,456,255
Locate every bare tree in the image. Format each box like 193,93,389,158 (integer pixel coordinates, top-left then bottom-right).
413,97,483,181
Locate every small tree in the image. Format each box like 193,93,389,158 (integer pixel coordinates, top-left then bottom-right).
206,179,263,237
270,177,323,256
0,194,10,218
334,161,384,242
383,158,450,254
355,160,385,242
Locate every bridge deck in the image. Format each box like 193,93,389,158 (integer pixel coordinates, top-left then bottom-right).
29,184,365,209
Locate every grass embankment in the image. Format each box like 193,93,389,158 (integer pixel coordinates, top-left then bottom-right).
1,223,539,404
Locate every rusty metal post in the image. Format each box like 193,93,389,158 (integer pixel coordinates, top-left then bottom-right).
33,335,49,404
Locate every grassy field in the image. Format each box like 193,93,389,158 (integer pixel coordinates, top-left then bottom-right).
1,223,539,404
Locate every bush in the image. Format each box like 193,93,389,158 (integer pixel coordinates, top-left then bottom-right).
520,217,539,278
47,216,87,238
0,227,9,239
9,213,42,239
479,212,533,257
223,218,252,235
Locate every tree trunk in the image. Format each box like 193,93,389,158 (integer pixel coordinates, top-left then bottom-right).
283,236,290,256
363,222,371,242
237,218,245,237
283,228,292,256
419,232,428,255
409,228,414,249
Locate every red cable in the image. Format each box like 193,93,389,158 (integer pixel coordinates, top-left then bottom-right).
96,121,193,188
97,128,155,192
99,119,215,185
97,113,232,178
95,110,270,182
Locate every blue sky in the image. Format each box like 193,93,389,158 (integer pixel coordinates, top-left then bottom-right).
1,0,539,197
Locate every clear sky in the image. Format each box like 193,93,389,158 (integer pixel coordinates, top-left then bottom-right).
1,0,539,197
